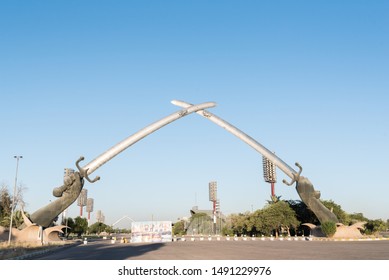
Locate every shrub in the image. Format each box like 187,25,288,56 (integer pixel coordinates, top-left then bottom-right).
321,221,337,237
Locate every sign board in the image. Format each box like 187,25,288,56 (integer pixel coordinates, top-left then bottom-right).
131,221,172,243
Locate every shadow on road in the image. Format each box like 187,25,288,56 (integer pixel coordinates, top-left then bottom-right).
28,240,167,260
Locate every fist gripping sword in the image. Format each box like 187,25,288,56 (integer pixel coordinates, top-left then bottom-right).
29,101,216,227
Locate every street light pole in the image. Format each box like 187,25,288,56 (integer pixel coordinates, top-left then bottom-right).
8,155,23,244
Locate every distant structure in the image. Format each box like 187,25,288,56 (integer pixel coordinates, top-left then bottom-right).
209,181,218,234
77,189,88,217
262,155,277,201
185,181,224,235
86,198,94,225
96,210,105,223
187,206,225,235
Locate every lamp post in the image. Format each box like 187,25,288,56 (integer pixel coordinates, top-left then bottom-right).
8,155,23,244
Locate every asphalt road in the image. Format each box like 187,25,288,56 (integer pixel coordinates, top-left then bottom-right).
27,239,389,260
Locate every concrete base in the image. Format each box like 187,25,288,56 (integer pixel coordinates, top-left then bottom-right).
333,224,364,239
0,225,66,244
303,222,365,239
0,211,67,244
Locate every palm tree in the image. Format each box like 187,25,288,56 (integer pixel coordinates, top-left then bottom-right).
266,195,282,204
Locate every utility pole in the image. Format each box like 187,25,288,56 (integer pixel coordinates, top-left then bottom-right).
8,155,22,244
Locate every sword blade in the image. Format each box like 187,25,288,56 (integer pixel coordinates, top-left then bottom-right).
171,99,296,180
82,101,216,176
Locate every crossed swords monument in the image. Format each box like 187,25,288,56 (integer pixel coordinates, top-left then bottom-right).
7,100,363,243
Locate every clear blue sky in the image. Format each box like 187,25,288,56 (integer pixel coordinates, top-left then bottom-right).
1,0,388,227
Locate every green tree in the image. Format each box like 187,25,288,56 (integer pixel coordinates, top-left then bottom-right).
88,222,112,234
348,213,368,224
321,200,349,224
287,200,319,225
105,225,114,234
364,219,387,235
190,212,209,222
229,212,251,236
13,210,29,228
172,220,186,236
266,195,282,204
63,217,75,237
187,213,213,235
73,216,88,237
221,225,234,236
256,201,299,237
321,221,337,237
0,184,12,227
115,228,131,234
0,182,27,228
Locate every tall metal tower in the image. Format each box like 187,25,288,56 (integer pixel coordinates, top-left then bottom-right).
77,189,88,217
262,155,277,200
209,181,217,234
86,198,94,225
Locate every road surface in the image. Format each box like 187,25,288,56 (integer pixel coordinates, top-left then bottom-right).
27,238,389,260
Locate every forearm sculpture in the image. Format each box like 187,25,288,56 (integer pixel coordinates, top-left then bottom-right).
28,101,217,228
171,100,338,224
